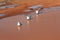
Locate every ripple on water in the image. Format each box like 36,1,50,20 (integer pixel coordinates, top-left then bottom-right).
0,14,6,17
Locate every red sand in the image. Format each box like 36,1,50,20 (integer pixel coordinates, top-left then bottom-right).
0,0,60,18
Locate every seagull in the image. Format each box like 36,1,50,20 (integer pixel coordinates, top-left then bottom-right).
35,10,39,14
17,22,22,26
26,15,32,20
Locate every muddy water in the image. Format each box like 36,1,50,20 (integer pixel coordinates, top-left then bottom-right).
0,7,60,40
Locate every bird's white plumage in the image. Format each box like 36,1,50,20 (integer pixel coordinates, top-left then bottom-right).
36,10,39,14
27,16,30,20
17,22,22,26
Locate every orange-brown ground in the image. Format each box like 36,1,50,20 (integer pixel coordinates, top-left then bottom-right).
0,0,60,18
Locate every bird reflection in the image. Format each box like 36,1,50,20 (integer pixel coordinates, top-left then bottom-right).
17,26,22,31
26,20,31,32
27,20,30,24
26,19,32,24
36,14,39,17
36,14,39,23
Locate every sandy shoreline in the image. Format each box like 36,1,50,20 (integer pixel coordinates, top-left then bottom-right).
0,0,60,18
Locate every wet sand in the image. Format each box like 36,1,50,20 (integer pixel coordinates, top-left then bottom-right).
0,7,60,40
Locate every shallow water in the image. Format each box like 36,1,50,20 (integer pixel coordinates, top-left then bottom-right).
0,14,6,16
0,7,60,40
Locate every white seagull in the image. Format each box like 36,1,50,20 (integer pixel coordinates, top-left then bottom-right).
17,22,22,26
